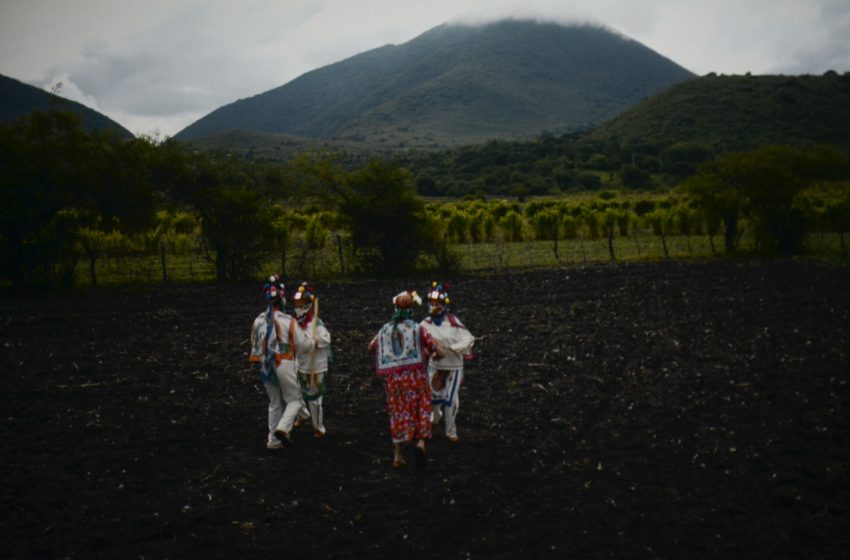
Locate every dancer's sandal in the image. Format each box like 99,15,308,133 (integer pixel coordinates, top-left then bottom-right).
273,430,294,448
392,457,407,469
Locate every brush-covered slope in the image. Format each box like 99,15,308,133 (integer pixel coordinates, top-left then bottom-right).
583,72,850,151
175,19,694,147
0,74,134,138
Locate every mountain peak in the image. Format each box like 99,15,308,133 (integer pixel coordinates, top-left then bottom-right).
176,19,694,147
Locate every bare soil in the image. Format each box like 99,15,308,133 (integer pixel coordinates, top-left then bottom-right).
2,260,849,559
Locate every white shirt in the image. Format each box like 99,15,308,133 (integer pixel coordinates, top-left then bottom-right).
294,317,331,374
420,314,474,369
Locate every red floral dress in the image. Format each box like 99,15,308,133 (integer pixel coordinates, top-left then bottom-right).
372,319,436,443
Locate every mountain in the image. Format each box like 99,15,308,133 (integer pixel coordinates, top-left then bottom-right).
175,19,694,148
0,73,133,138
582,72,850,151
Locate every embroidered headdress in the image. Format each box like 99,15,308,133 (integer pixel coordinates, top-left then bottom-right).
259,274,286,384
427,281,450,306
392,289,421,322
294,281,316,321
393,289,421,309
263,274,286,305
294,281,315,306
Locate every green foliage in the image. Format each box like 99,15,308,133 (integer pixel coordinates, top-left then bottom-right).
619,164,653,189
0,110,157,288
179,72,850,203
531,208,561,241
46,187,850,287
446,211,468,243
585,74,850,154
499,211,525,242
201,184,278,280
681,145,849,255
336,160,437,276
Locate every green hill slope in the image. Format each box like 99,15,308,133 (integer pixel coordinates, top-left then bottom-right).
0,74,134,138
175,19,694,147
582,72,850,151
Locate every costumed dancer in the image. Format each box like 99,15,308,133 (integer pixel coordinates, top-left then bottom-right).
369,290,443,469
249,275,303,449
420,282,475,442
292,282,331,438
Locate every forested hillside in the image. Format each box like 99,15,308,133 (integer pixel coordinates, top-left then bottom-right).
392,73,850,197
583,72,850,151
180,71,850,198
0,73,134,138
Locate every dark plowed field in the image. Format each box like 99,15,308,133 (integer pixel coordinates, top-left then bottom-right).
2,261,849,559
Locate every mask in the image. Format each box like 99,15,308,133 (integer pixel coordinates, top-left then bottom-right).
295,306,310,318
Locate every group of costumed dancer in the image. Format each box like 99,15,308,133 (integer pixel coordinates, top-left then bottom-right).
250,277,475,469
369,283,475,468
249,276,330,449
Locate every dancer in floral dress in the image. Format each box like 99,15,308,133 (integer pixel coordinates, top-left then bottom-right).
368,290,443,469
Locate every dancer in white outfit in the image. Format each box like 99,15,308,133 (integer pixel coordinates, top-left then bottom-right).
419,282,475,442
249,275,305,449
292,282,331,438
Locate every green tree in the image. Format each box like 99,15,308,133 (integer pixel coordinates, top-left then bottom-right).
270,209,294,276
337,160,437,276
446,211,468,243
682,145,846,255
646,209,672,258
619,164,653,189
601,210,618,260
499,210,525,243
483,213,497,242
468,210,484,243
201,183,278,281
532,207,562,260
304,213,330,276
183,156,279,280
664,143,714,181
818,193,850,256
0,110,157,288
680,171,743,254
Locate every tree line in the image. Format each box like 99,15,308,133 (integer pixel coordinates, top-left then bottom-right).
1,110,436,288
389,133,725,199
2,110,849,289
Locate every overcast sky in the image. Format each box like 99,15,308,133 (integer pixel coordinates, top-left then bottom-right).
2,0,848,138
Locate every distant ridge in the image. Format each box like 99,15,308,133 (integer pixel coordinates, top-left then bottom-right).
583,72,850,151
0,73,134,138
176,19,694,147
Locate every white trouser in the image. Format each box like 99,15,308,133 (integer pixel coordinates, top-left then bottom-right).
264,360,302,444
299,371,326,434
429,366,463,438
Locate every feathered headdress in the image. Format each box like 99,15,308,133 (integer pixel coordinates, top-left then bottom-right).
427,281,451,306
393,289,422,309
263,274,286,303
294,281,316,306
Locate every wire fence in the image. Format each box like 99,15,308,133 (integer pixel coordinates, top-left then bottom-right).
73,231,847,287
